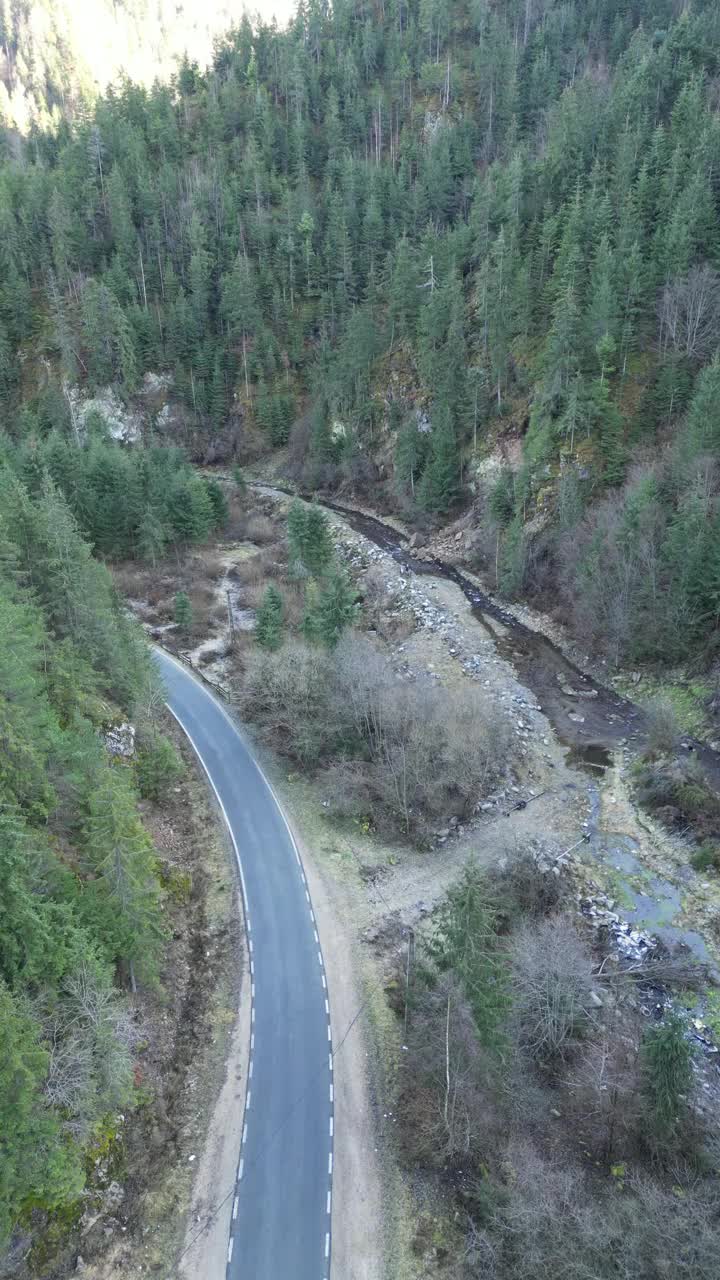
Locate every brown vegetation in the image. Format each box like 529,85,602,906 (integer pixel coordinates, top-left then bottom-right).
241,634,509,837
393,848,719,1280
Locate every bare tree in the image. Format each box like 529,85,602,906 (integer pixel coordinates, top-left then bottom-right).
658,264,720,362
38,965,135,1141
510,915,595,1068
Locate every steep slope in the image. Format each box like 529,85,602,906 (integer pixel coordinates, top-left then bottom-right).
0,0,293,131
0,0,719,670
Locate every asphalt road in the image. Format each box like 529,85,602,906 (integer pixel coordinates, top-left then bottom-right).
155,650,333,1280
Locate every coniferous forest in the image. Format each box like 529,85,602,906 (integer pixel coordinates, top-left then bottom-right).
3,0,720,1264
0,0,719,665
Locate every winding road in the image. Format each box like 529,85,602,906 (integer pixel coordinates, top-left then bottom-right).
155,649,333,1280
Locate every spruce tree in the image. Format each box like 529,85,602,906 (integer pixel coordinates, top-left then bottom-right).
641,1011,693,1149
311,570,358,649
174,591,193,635
255,583,285,650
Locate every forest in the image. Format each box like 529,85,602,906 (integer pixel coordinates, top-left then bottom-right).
0,469,183,1242
3,0,720,1266
0,0,719,666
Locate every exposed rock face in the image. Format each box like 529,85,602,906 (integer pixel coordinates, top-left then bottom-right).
104,722,136,758
65,384,143,443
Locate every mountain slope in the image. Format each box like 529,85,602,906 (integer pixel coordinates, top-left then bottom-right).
0,0,719,667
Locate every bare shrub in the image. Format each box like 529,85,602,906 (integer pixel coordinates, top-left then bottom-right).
510,915,594,1068
241,633,509,835
467,1141,720,1280
186,583,215,638
40,965,135,1141
332,635,509,834
644,696,680,758
241,581,269,611
241,641,348,766
245,513,278,545
223,495,249,540
398,974,505,1167
568,1033,641,1161
490,846,563,920
197,552,226,580
230,548,277,586
322,759,374,820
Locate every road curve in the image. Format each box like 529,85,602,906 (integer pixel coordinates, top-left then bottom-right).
155,649,333,1280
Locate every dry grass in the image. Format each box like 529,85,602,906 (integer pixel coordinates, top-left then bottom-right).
230,548,278,587
245,513,277,545
194,551,226,581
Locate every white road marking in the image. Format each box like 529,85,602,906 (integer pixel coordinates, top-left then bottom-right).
249,1059,253,1079
327,1190,332,1215
325,998,330,1015
305,889,310,903
246,1091,251,1110
250,960,254,976
329,1083,334,1104
329,1116,334,1138
233,1196,239,1220
162,657,336,1274
314,929,319,944
251,983,255,998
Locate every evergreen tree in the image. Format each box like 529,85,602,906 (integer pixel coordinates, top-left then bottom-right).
307,570,357,649
641,1011,693,1149
429,861,509,1055
255,583,285,650
174,591,193,635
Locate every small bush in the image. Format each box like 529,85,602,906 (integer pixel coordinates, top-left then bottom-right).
690,843,720,873
136,732,184,801
510,915,594,1069
644,697,680,757
246,513,277,545
491,849,563,921
633,758,720,842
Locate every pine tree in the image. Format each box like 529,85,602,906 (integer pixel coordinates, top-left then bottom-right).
641,1011,693,1148
429,861,509,1055
308,571,358,649
255,583,285,650
418,405,458,514
174,591,193,635
82,770,163,987
303,504,334,576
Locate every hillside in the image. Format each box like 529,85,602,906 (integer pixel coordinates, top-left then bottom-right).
1,0,719,673
3,4,720,1273
0,0,293,131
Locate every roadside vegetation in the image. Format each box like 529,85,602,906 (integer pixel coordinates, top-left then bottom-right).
0,467,194,1256
393,854,720,1279
236,501,510,839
